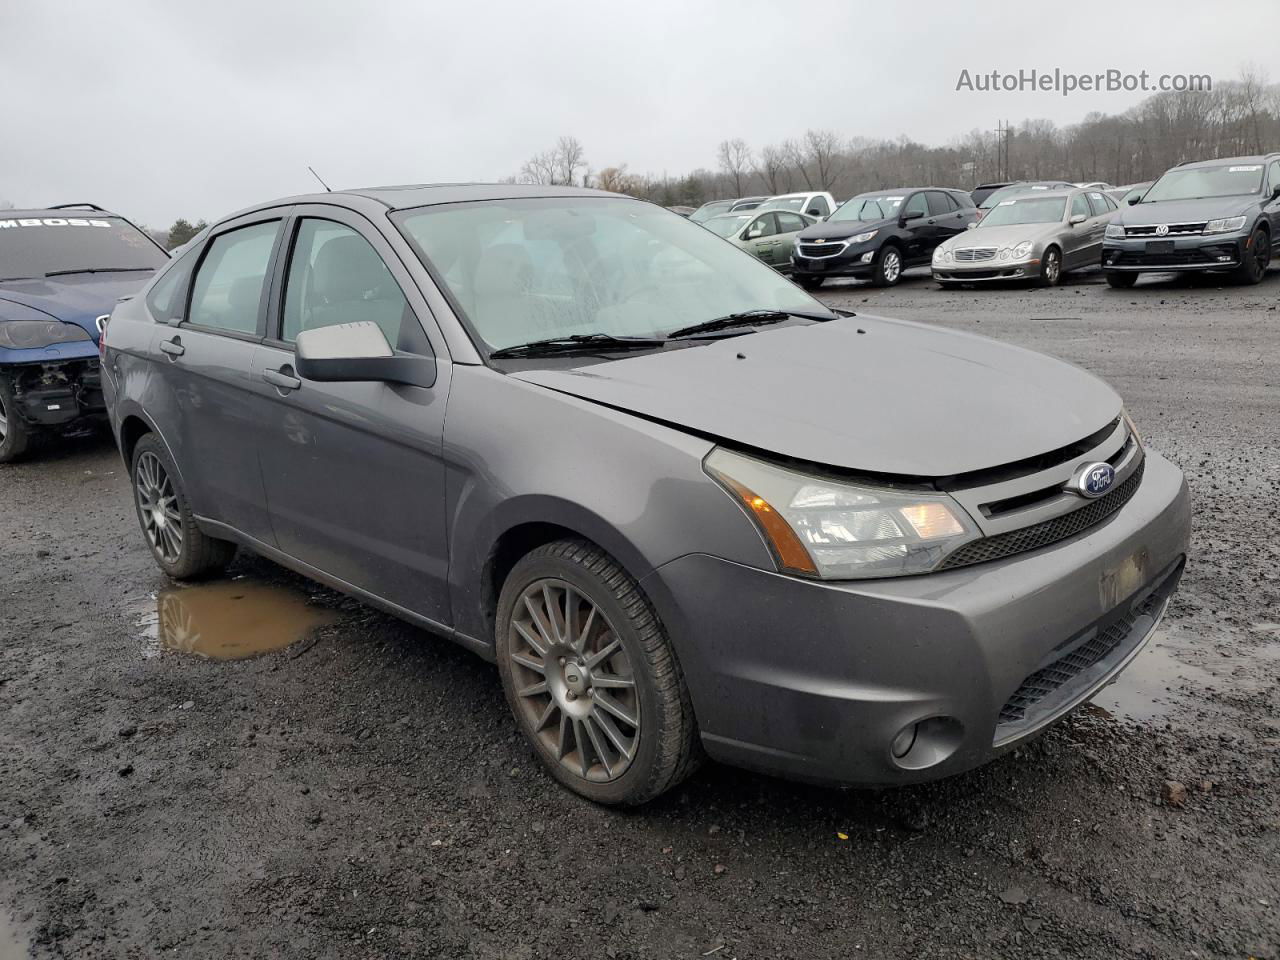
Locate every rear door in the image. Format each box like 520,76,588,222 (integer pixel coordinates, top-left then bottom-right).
148,213,286,543
1084,191,1115,266
899,192,933,263
773,212,810,264
927,191,967,246
1063,192,1095,268
251,206,453,625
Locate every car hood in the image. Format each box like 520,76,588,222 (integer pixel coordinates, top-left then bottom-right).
510,315,1121,478
0,272,154,341
938,222,1062,250
795,218,892,242
1119,195,1258,226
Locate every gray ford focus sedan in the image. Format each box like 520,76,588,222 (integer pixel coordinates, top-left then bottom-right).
102,184,1190,805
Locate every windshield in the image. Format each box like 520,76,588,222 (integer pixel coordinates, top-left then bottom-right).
980,184,1064,209
394,197,823,351
0,215,166,280
978,196,1067,226
689,201,733,223
1142,163,1265,202
830,195,904,222
702,214,751,238
758,197,805,212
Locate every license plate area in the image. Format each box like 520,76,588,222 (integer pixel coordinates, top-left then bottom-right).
1145,240,1175,256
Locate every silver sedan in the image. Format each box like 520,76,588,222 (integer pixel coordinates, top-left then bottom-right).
932,187,1120,286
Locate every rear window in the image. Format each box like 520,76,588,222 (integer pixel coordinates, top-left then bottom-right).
0,216,167,281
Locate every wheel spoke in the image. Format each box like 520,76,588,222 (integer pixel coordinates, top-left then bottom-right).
522,596,556,651
575,603,597,655
513,619,548,657
557,713,572,759
584,636,621,671
590,672,635,690
592,709,635,761
562,586,578,647
517,680,548,699
542,584,565,643
583,716,613,777
534,700,558,732
572,718,590,777
511,651,546,675
593,690,637,728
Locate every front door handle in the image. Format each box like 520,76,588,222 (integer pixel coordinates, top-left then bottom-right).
159,337,184,358
263,366,302,392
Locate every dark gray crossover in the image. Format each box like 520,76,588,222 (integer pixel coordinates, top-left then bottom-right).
102,184,1190,805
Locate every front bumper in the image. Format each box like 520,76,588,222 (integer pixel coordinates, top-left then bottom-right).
933,260,1037,282
791,243,879,278
642,450,1190,787
1102,233,1246,272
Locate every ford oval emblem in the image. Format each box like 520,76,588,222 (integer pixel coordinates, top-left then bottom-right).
1071,461,1116,499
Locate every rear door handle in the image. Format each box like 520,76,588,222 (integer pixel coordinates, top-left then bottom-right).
263,366,302,392
159,337,184,358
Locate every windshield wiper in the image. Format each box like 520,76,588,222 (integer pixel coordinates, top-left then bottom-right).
43,266,155,277
0,276,38,282
489,333,668,359
666,308,836,340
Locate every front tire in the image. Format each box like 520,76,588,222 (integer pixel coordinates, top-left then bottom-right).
130,434,235,579
1039,246,1063,287
871,245,903,287
496,539,700,806
0,378,31,464
1105,271,1138,289
1232,226,1271,284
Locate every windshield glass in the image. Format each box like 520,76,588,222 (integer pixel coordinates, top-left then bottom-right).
0,215,166,280
395,197,824,351
758,197,805,212
702,214,751,238
980,184,1064,209
1142,163,1264,202
978,196,1067,226
830,195,904,222
689,201,733,223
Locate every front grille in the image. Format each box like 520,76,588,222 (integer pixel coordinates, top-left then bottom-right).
1109,245,1237,267
1122,222,1207,237
938,460,1144,571
797,241,846,259
954,246,997,262
997,577,1170,727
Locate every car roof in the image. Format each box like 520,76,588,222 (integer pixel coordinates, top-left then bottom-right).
1176,154,1278,169
3,205,128,218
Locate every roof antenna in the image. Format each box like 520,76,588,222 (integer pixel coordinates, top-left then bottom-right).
307,166,332,192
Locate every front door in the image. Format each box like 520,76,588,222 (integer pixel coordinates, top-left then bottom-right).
251,209,453,625
742,213,782,265
899,192,933,263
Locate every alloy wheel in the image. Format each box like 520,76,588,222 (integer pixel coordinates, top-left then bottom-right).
135,451,184,563
1254,238,1270,280
508,578,640,783
883,249,901,283
0,395,8,440
1044,250,1061,284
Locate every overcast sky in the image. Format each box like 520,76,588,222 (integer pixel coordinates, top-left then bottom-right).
2,0,1275,226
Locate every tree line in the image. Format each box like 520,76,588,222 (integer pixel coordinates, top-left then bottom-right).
512,70,1280,207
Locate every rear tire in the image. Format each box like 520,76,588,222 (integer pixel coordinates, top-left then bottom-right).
0,379,31,464
871,245,903,287
496,539,700,806
130,433,235,579
796,276,825,291
1232,226,1270,284
1105,271,1138,289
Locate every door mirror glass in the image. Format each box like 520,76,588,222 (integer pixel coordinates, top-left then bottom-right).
295,321,436,388
901,209,924,222
1069,213,1088,225
965,221,977,230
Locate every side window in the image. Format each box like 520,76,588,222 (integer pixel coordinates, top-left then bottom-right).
775,212,807,234
950,191,971,210
903,193,929,218
1268,160,1280,194
926,192,951,216
145,246,199,322
1087,192,1110,216
282,219,429,354
1071,194,1091,219
807,196,830,217
187,221,279,334
744,214,777,239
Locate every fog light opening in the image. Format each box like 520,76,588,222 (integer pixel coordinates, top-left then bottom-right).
891,724,918,759
888,716,965,771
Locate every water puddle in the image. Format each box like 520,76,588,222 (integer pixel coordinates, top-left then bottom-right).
133,580,339,660
1091,622,1280,723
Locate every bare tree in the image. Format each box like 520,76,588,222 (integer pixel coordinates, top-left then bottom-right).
755,144,791,195
551,136,587,186
716,138,753,196
0,198,13,210
803,129,844,191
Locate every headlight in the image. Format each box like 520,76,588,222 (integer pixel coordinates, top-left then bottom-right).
0,320,92,350
1203,215,1247,234
997,247,1012,261
704,448,979,579
1105,223,1126,239
932,246,951,263
1012,241,1033,259
850,230,877,244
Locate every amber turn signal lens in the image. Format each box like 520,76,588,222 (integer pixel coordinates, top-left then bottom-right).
716,474,818,575
897,503,964,540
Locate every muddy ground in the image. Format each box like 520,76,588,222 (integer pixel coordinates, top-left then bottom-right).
2,268,1278,959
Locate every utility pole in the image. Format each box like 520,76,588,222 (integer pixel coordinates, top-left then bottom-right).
994,120,1013,181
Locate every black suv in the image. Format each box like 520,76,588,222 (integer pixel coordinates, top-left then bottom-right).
1102,154,1280,287
790,188,977,288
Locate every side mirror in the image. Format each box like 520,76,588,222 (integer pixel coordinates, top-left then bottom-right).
295,321,436,389
901,209,924,222
1271,185,1280,201
1069,213,1087,226
1127,195,1142,205
965,221,978,230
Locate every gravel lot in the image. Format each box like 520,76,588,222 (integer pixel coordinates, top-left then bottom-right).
2,267,1278,959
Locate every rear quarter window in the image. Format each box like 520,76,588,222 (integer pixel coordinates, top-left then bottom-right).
145,245,200,322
